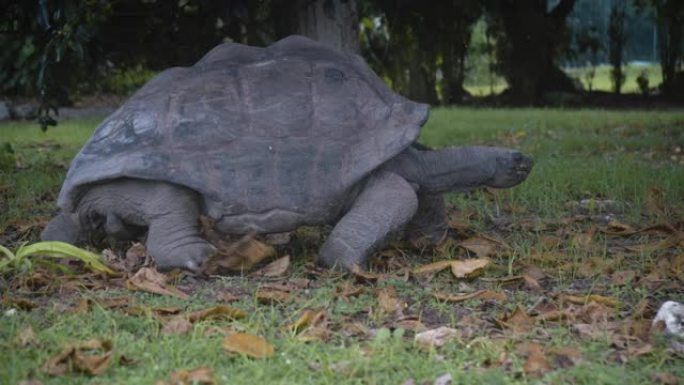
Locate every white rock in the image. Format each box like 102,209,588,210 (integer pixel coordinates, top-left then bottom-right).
653,301,684,337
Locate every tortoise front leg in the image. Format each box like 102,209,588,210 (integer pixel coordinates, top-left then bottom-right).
318,172,418,271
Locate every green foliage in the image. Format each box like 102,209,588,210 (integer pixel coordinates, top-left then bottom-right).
100,66,156,95
0,241,114,275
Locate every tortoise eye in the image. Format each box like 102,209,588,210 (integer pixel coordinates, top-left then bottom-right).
324,68,345,82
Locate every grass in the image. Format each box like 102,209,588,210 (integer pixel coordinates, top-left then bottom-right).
1,108,684,384
464,63,664,96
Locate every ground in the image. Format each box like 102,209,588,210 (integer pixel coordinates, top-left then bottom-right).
1,107,683,385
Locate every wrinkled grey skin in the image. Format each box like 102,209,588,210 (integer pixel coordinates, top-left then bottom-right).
42,36,533,272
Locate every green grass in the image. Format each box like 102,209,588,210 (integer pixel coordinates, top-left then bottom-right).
464,64,664,96
1,108,684,384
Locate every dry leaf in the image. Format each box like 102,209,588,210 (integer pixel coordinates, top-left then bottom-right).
646,187,667,219
217,292,241,302
460,236,500,258
517,342,552,378
169,367,215,385
415,327,460,349
412,260,454,275
393,318,427,333
222,333,274,358
288,309,327,334
14,325,38,347
161,316,193,335
450,258,490,278
187,305,246,322
433,290,506,303
202,233,274,274
496,305,535,332
250,255,290,277
333,281,365,302
651,372,681,385
41,339,113,376
547,346,583,368
377,286,406,317
255,287,291,304
126,267,189,299
571,225,596,250
562,294,620,307
124,243,149,271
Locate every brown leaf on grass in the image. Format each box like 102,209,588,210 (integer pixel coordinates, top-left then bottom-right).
651,372,681,385
646,187,667,219
561,294,620,308
161,316,193,336
414,326,460,349
41,339,113,376
202,233,275,274
625,233,684,253
14,325,37,347
168,367,215,385
571,225,596,250
126,267,189,299
250,255,290,277
216,292,241,302
255,287,291,304
433,290,506,303
611,270,637,285
460,236,506,258
161,305,246,335
517,342,552,378
576,301,615,324
450,258,490,278
288,309,327,335
393,318,427,333
2,296,37,310
333,281,365,302
601,220,636,236
187,305,246,322
377,286,406,318
222,333,274,358
496,305,535,332
412,260,454,275
547,346,583,368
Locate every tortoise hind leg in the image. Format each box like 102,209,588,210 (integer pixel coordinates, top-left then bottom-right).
318,172,418,271
404,193,448,244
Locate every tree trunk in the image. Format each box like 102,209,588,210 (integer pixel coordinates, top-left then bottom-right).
491,0,577,104
273,0,359,53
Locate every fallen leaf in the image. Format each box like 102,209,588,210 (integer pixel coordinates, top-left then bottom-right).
412,260,454,275
126,267,189,299
450,258,490,278
433,290,506,303
202,233,274,274
288,309,327,334
250,255,290,277
255,287,291,304
646,187,667,219
333,281,365,302
14,325,37,347
393,318,427,333
377,286,406,317
187,305,246,322
460,236,501,258
601,220,636,236
414,326,460,349
651,372,681,385
222,333,274,358
561,294,620,308
216,292,241,302
169,367,215,385
547,346,583,368
517,342,551,378
571,225,596,250
161,316,193,335
611,270,636,285
41,339,113,376
496,305,535,332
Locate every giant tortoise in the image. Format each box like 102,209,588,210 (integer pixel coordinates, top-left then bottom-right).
42,36,533,272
